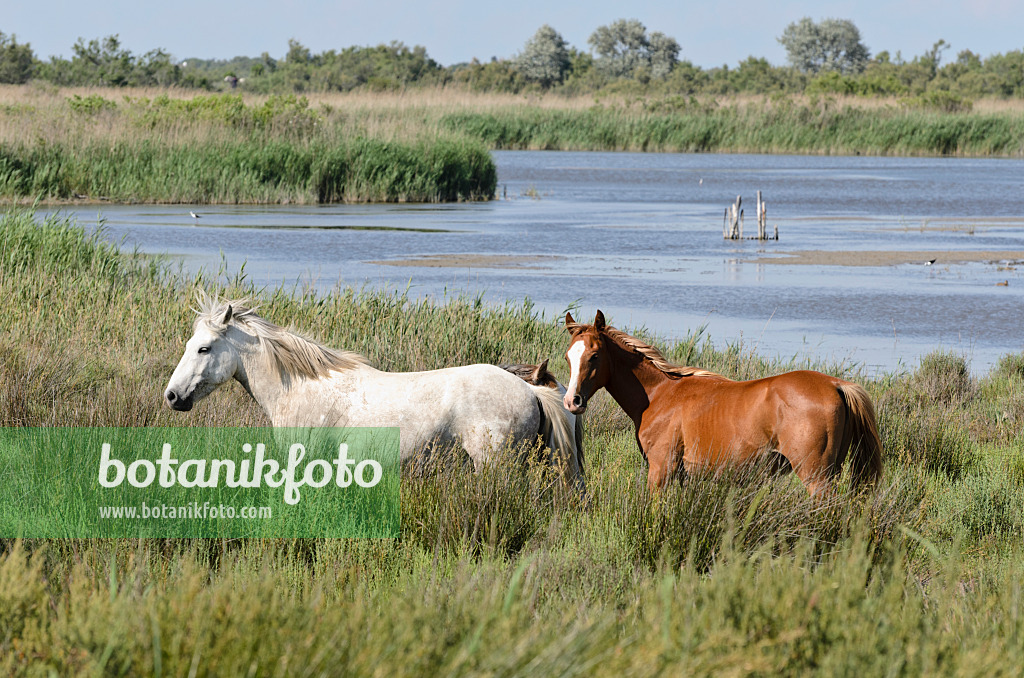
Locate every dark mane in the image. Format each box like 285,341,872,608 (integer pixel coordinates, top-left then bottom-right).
497,362,560,389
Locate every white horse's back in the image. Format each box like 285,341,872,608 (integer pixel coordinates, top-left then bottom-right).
297,363,544,464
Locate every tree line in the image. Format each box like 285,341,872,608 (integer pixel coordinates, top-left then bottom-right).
2,18,1024,105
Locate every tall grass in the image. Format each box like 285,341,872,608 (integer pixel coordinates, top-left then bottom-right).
0,136,496,203
442,103,1024,155
0,92,496,204
5,530,1024,676
6,209,1024,673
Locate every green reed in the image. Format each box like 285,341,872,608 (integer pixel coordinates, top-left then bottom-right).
0,93,496,204
0,136,495,204
441,104,1024,156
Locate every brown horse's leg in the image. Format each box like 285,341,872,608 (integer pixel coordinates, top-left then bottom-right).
646,447,685,491
647,455,671,491
780,424,840,497
801,475,833,497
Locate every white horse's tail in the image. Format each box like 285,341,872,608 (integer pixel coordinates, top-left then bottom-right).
531,385,587,497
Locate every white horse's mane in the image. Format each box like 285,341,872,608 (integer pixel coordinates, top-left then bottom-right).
194,292,370,380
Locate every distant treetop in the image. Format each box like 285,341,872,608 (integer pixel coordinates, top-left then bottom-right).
516,25,570,88
778,17,870,75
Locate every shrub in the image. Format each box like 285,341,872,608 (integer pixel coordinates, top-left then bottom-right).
66,93,117,115
877,380,978,480
995,353,1024,381
914,349,973,406
903,90,974,113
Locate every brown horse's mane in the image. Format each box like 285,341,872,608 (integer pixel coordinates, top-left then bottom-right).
195,292,370,380
567,320,730,381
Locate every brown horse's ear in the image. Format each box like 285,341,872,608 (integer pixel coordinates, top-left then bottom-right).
531,359,549,384
564,311,579,333
594,310,606,331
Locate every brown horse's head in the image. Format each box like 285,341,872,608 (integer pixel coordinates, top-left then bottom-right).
562,310,611,414
498,359,560,390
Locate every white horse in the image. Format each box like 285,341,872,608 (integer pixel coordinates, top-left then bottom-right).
164,295,584,490
498,360,585,476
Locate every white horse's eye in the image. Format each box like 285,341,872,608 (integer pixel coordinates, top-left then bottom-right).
198,346,211,354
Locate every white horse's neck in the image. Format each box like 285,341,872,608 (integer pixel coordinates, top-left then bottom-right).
227,324,371,427
229,328,291,422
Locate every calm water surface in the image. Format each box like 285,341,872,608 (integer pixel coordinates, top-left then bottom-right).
47,151,1024,375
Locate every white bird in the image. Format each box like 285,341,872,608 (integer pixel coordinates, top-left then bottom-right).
924,259,936,266
190,211,201,222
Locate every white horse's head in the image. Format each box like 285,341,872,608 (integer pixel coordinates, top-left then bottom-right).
164,303,240,411
165,293,370,414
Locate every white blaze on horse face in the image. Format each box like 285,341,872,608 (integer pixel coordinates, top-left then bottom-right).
564,340,586,409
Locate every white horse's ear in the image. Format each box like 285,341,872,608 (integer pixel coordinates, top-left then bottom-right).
221,304,234,325
594,310,606,331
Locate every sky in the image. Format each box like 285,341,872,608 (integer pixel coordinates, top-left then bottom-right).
4,0,1023,69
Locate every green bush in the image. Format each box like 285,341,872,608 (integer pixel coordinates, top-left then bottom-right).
995,353,1024,380
877,380,978,480
903,90,974,114
914,349,974,406
66,93,117,115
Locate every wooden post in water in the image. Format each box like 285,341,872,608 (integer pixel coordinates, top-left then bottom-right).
756,191,767,240
734,195,742,239
724,195,742,239
722,193,777,240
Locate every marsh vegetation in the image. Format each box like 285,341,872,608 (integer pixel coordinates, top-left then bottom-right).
2,86,1024,205
2,210,1024,674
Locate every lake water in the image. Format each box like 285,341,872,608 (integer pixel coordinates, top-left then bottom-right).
47,151,1024,376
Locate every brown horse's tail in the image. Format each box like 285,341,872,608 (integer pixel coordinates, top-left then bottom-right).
837,383,883,487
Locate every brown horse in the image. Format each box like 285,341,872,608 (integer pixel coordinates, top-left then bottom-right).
562,311,882,495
